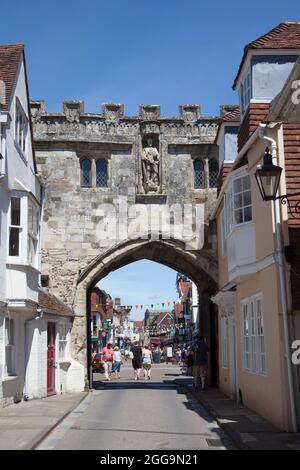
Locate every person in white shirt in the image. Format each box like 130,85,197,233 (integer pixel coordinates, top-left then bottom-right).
113,346,122,379
142,345,153,380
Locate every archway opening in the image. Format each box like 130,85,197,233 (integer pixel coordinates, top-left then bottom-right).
74,238,218,389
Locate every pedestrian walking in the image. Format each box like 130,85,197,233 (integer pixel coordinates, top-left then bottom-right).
112,346,122,379
142,345,152,380
101,342,114,381
186,348,194,376
193,335,209,391
130,341,143,380
175,347,182,365
124,348,129,362
166,345,173,364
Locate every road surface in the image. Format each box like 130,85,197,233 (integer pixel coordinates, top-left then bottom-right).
37,364,234,450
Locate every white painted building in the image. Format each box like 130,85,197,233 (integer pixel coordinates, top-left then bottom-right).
0,44,83,406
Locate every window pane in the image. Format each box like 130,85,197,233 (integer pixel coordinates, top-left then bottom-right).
244,206,252,222
209,160,218,187
234,193,243,209
243,190,252,207
235,208,243,224
243,175,251,191
81,159,91,187
9,227,20,256
96,159,108,187
11,198,20,226
194,160,204,189
234,178,242,193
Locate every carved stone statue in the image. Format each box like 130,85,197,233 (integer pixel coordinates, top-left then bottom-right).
142,138,160,193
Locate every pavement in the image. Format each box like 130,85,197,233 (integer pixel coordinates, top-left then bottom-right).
36,364,235,450
0,391,87,450
1,363,299,450
174,377,300,450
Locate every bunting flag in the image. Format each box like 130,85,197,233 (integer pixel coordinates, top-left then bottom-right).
130,298,193,310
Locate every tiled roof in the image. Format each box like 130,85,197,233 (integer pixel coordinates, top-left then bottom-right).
0,44,24,110
221,107,240,122
133,321,143,328
38,288,74,317
233,22,300,89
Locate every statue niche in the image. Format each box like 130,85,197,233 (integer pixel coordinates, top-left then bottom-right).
141,137,160,194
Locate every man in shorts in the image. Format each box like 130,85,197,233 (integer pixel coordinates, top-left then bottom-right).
193,335,209,391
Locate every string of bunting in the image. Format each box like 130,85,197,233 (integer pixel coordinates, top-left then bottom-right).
94,298,194,310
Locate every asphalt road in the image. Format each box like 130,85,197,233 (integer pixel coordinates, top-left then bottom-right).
37,364,234,450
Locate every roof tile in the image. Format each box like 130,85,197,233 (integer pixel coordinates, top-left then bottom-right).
0,44,24,110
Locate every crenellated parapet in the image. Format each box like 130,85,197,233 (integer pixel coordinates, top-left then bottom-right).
31,101,220,144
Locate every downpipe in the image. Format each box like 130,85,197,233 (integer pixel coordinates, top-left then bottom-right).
258,124,298,432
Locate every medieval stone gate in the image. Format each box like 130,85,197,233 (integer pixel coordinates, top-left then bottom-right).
32,100,220,383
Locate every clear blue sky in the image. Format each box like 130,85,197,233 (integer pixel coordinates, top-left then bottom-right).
1,0,299,116
99,260,179,320
1,1,299,317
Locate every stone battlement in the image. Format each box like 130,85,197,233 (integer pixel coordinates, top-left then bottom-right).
30,101,221,122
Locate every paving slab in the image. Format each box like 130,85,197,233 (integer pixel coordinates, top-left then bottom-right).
174,378,300,450
0,392,87,450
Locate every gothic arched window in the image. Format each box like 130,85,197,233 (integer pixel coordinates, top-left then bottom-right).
194,159,205,189
80,159,91,187
209,159,219,188
96,159,108,187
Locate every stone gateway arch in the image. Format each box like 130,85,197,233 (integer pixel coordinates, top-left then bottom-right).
32,100,220,385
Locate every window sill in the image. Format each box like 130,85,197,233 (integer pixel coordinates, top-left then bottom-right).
2,375,18,382
7,262,40,274
58,359,71,365
242,369,267,377
226,220,254,239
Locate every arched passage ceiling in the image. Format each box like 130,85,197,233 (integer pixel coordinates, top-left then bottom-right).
77,238,218,293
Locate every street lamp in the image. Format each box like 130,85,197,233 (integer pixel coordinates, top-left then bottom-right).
255,147,300,218
255,147,282,201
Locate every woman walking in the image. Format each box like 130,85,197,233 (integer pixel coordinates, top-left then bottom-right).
142,345,153,380
130,341,143,381
112,346,122,379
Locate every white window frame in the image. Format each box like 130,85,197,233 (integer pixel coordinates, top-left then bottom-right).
4,317,16,377
8,195,24,263
15,98,28,157
223,171,252,238
240,70,252,116
58,322,70,363
27,198,40,268
221,209,227,256
241,294,266,375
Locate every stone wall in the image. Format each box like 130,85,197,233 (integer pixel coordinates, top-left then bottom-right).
32,101,220,372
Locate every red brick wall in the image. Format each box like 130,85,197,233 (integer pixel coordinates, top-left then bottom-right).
217,162,233,194
283,123,300,310
238,103,269,152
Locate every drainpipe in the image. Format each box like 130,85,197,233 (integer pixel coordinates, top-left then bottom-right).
258,123,298,432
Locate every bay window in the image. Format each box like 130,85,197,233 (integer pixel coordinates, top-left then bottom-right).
9,197,21,257
224,173,252,235
15,99,28,154
28,199,39,266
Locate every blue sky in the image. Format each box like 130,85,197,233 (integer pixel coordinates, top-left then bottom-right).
1,1,299,319
99,260,179,320
1,0,299,116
